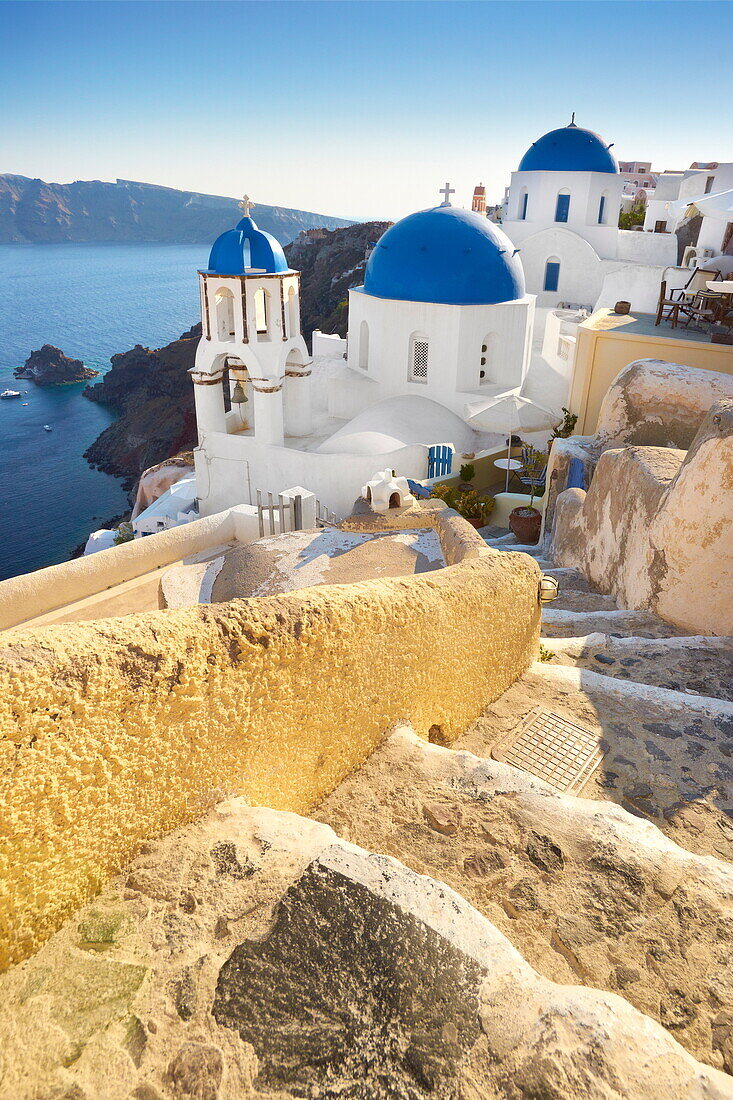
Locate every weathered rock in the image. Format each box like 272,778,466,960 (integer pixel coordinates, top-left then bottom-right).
14,344,98,386
315,727,733,1074
1,800,730,1098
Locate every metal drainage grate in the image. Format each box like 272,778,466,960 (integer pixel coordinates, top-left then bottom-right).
498,710,605,794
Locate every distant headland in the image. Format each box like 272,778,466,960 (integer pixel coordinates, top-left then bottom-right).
0,175,352,244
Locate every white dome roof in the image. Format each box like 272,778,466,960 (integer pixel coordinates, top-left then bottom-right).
317,395,476,455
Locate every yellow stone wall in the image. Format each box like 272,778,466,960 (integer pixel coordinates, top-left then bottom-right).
570,309,733,435
0,508,540,969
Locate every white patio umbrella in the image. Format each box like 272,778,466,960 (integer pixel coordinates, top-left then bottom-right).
464,391,558,491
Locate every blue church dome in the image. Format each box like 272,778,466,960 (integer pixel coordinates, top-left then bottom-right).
519,121,618,175
363,206,525,306
207,215,290,276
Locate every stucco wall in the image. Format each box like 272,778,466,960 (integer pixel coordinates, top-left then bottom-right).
550,402,733,634
0,506,265,631
0,504,541,969
195,428,431,519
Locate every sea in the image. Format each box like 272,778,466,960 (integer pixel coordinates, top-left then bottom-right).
0,243,209,582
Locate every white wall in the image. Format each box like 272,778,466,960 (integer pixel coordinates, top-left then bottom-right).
617,230,677,266
593,263,687,315
195,429,431,519
341,288,534,420
514,228,604,308
504,169,623,260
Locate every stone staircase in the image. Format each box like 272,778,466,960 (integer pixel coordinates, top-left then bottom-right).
314,530,733,1081
5,530,733,1098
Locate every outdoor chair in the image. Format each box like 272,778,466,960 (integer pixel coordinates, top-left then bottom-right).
512,446,548,494
655,267,721,328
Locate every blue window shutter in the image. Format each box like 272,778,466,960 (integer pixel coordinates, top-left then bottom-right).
555,194,570,222
520,193,528,220
544,261,560,292
598,195,606,224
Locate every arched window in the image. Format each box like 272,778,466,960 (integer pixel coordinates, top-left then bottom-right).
409,332,429,384
359,320,369,370
254,288,269,336
598,193,607,224
287,286,298,337
544,257,560,293
519,189,528,220
215,287,235,342
243,239,252,269
555,190,570,223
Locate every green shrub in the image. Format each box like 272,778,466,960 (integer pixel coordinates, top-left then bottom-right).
459,462,475,483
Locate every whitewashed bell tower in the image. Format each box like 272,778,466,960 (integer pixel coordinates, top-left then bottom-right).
191,196,312,447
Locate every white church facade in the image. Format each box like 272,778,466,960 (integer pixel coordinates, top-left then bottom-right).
502,118,677,311
192,192,539,519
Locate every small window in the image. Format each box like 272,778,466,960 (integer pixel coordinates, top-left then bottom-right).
655,220,667,233
598,195,606,224
520,192,528,220
555,193,570,223
544,260,560,293
410,338,429,383
705,175,715,194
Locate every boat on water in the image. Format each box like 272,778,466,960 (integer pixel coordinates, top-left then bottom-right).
21,402,29,406
43,424,52,432
1,389,21,399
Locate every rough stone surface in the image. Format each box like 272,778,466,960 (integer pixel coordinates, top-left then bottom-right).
315,728,733,1073
543,633,733,702
0,511,540,969
1,800,731,1099
551,401,733,635
457,662,733,864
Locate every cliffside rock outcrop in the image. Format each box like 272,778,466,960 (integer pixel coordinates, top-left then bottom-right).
0,174,351,244
285,220,391,339
82,326,200,491
14,344,99,386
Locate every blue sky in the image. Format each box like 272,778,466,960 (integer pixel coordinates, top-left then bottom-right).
1,0,731,221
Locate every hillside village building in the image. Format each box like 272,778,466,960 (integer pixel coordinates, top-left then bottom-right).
501,117,677,310
192,190,541,518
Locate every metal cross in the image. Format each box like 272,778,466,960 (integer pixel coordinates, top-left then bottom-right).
238,194,255,216
439,182,455,206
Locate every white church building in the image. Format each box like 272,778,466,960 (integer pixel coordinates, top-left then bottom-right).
502,117,677,311
192,192,539,519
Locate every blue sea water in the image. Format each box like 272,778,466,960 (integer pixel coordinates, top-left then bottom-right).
0,243,209,581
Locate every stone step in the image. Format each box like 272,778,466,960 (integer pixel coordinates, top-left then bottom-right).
540,566,595,593
541,607,689,639
541,633,733,704
316,726,733,1078
456,661,733,867
546,590,620,614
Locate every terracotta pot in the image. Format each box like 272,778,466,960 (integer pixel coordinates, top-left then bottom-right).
509,507,542,544
465,516,485,529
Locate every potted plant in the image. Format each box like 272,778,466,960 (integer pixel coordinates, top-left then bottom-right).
458,462,475,490
430,484,495,529
508,446,547,544
455,490,495,529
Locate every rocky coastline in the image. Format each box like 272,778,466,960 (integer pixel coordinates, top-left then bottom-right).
14,344,99,386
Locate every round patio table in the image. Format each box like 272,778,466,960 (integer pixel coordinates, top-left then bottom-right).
494,458,523,471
